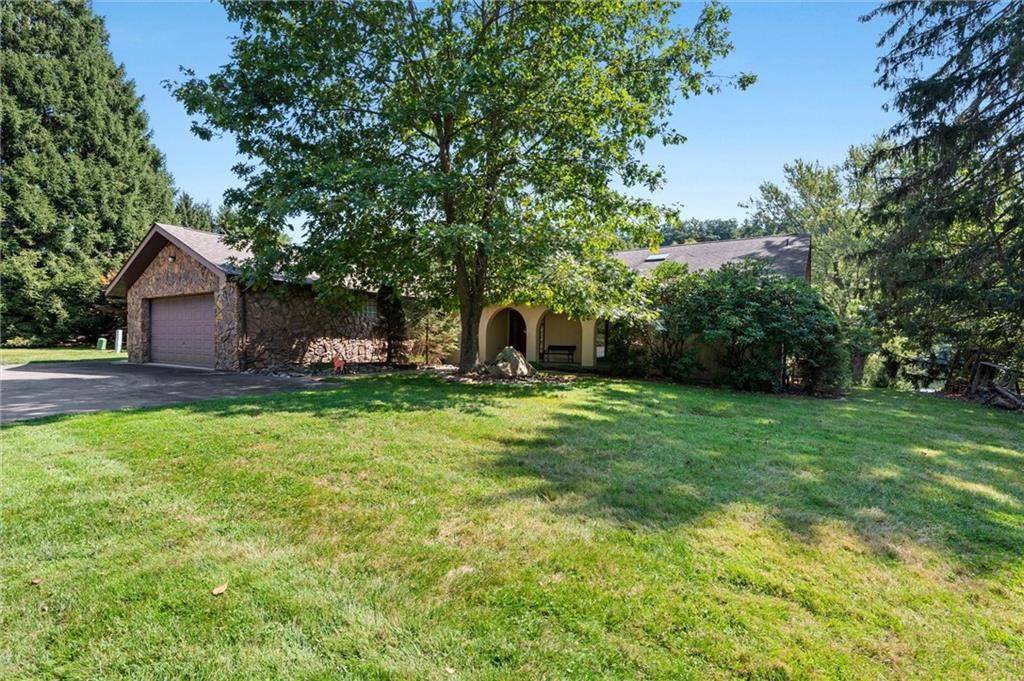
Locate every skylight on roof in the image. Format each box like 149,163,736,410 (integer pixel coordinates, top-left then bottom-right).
645,253,669,262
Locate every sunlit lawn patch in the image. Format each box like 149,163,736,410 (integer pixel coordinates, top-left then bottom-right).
2,375,1021,678
0,347,126,365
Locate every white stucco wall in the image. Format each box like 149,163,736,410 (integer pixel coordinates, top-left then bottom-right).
485,309,510,361
479,304,596,367
540,312,582,363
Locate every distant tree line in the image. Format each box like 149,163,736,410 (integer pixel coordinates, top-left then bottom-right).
658,218,740,246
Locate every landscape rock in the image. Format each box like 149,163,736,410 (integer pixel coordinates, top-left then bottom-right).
487,346,535,379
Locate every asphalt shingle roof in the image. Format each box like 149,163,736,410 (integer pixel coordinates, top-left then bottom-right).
614,234,811,279
109,224,810,298
154,223,250,276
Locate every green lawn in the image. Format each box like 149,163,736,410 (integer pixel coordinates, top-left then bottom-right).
1,347,127,365
3,375,1022,679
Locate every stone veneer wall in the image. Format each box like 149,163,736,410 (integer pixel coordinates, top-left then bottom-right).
240,287,392,369
126,242,241,370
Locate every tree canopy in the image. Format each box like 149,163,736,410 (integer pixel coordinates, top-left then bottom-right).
172,0,753,370
659,218,739,245
740,146,880,350
1,0,175,344
863,1,1024,363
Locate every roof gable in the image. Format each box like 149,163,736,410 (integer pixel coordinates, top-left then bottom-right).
105,223,250,297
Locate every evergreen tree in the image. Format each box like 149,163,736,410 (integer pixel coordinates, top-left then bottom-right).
864,1,1024,364
213,203,238,235
1,0,174,344
407,303,460,366
172,192,215,232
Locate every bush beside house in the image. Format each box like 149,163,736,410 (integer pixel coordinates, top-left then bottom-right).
608,261,850,395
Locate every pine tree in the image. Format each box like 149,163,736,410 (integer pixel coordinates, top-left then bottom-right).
864,2,1024,363
172,192,215,232
1,0,175,344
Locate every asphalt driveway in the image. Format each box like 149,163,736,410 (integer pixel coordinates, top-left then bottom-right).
0,361,319,423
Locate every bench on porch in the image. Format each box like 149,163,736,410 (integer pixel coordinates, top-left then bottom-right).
542,345,577,363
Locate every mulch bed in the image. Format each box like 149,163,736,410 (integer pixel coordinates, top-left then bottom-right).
426,366,578,386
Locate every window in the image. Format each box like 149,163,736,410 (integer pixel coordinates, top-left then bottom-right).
595,320,609,359
363,298,378,320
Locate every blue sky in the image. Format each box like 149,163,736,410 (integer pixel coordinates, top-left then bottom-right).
96,1,895,222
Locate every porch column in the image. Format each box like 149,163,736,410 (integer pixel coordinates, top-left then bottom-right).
520,306,546,362
580,319,597,367
478,305,500,363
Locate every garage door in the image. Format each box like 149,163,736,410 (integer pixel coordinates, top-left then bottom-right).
150,294,215,368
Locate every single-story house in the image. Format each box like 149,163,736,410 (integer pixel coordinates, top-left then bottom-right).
107,223,810,371
480,234,811,369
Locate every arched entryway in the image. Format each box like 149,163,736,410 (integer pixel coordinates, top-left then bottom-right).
485,307,527,360
537,311,582,364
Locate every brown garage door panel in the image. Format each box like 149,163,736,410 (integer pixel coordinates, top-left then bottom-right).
150,294,215,368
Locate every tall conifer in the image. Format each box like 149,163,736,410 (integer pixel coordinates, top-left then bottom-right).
1,0,174,343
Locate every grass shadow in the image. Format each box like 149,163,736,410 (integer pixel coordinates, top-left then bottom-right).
477,380,1024,574
7,371,1020,576
176,372,578,420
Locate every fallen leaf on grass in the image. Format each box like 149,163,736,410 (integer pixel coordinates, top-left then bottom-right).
211,583,228,596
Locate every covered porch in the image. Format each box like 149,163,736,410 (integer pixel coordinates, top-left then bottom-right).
478,304,601,368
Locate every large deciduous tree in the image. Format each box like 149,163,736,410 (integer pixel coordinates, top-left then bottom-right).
1,0,175,344
172,0,752,371
863,1,1024,363
741,148,880,324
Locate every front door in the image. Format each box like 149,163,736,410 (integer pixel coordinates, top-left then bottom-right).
507,310,527,355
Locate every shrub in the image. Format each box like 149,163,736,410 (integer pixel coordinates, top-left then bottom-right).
861,352,888,388
665,349,700,383
1,336,38,349
375,285,407,364
633,260,850,394
605,317,653,377
861,336,920,389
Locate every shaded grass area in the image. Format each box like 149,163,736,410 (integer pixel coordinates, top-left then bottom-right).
0,347,126,365
2,374,1022,679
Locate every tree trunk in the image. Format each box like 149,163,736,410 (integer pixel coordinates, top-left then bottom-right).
453,247,487,373
457,297,483,373
850,353,867,384
943,347,965,392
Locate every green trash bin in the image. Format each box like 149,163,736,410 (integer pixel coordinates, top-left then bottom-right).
96,337,107,351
